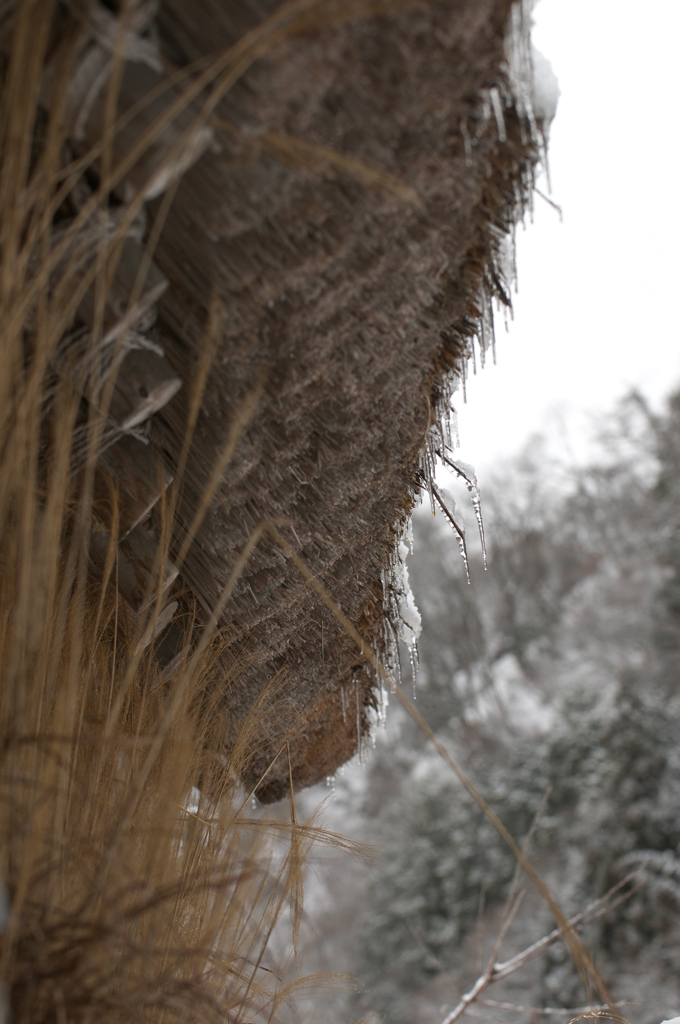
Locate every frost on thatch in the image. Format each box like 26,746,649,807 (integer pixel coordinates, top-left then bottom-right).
9,0,552,801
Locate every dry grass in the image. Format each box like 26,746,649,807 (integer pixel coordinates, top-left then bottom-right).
0,208,342,1020
0,550,356,1024
0,4,373,1019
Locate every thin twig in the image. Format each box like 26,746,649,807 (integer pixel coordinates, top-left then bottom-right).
477,999,633,1017
439,869,644,1024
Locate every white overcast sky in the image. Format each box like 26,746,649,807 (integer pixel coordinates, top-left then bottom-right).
453,0,680,476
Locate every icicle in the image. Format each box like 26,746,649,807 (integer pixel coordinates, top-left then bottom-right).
390,620,403,687
443,404,453,451
379,681,389,727
450,403,460,448
457,534,471,585
541,131,553,194
383,620,400,691
480,93,491,131
422,451,435,515
472,492,488,569
356,687,363,765
511,223,518,292
478,296,487,369
437,453,487,567
490,86,507,142
409,640,419,699
433,484,471,585
428,437,440,499
406,516,414,556
341,684,347,723
250,795,257,811
483,284,496,366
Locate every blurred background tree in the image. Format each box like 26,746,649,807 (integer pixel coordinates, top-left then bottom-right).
295,387,680,1024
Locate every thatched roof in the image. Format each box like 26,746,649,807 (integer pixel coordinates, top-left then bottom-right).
14,0,545,800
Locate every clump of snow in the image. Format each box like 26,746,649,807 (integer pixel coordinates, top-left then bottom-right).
396,540,422,646
438,488,466,535
447,459,478,490
531,45,559,125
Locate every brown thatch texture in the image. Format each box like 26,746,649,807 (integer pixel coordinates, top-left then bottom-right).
16,0,541,801
133,0,540,801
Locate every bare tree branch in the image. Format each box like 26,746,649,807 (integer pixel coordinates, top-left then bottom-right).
439,868,644,1024
477,999,634,1017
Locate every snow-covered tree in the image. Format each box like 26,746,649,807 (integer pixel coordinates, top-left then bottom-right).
343,388,680,1023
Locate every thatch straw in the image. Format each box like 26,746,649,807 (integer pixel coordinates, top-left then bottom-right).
2,0,546,805
0,3,372,1017
147,0,543,797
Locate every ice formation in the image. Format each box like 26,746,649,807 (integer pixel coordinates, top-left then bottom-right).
395,541,422,648
372,0,558,745
433,486,471,585
531,45,560,127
